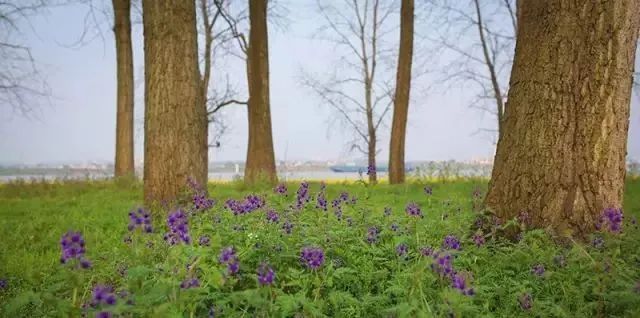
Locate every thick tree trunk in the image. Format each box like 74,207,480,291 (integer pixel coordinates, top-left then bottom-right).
142,0,207,205
244,0,277,185
388,0,414,184
485,0,640,236
112,0,135,178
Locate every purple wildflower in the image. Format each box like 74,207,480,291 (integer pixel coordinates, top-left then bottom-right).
592,236,605,249
405,202,423,218
296,182,311,209
257,263,275,286
199,235,210,246
300,247,325,270
164,209,190,245
339,191,349,202
396,243,408,257
472,234,485,247
366,226,379,244
531,264,545,277
452,273,474,296
597,207,623,233
431,251,454,278
193,193,215,212
266,209,280,223
334,205,343,220
316,191,327,211
390,223,399,232
442,235,461,250
274,183,287,195
96,312,112,318
0,279,7,289
424,186,433,195
219,246,239,275
282,220,293,234
519,293,533,311
367,165,376,176
420,246,434,257
384,207,392,216
60,231,91,268
128,207,153,233
225,195,264,215
91,285,116,307
180,278,200,289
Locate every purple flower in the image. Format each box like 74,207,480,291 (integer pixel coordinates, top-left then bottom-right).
282,220,293,234
597,207,623,233
339,191,349,202
390,223,399,232
180,278,200,289
128,207,153,233
257,263,275,286
219,246,239,275
316,192,328,211
60,231,91,268
300,247,325,270
199,235,210,246
225,195,264,215
396,243,408,257
91,285,116,307
531,264,545,277
164,209,190,245
295,182,311,209
431,251,454,278
274,183,287,195
266,209,280,223
384,207,392,216
519,293,533,311
405,202,423,218
333,205,343,220
424,186,433,195
420,246,434,257
227,261,240,275
367,165,376,176
442,235,461,250
472,234,485,247
0,279,7,289
193,193,215,212
452,273,474,296
96,312,112,318
366,226,379,244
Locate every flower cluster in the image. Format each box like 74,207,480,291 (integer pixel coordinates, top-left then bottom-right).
295,182,310,209
442,235,461,250
300,247,324,270
366,226,379,244
90,284,116,309
193,193,215,212
597,207,623,233
396,243,408,257
592,236,605,249
0,279,6,289
225,195,265,215
266,209,280,223
180,278,200,289
257,263,275,286
472,233,485,247
405,202,423,218
282,220,293,234
164,209,190,245
531,264,545,277
127,207,152,233
431,251,454,278
366,165,375,176
219,246,240,275
420,246,434,257
199,235,210,246
451,273,474,296
60,231,91,269
390,223,399,232
274,183,287,195
316,191,327,211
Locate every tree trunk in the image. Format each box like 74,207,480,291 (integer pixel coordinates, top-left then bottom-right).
244,0,277,185
388,0,414,184
142,0,207,205
485,0,640,237
112,0,135,178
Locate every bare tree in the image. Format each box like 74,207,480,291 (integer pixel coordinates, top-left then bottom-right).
0,0,51,117
432,0,516,140
302,0,398,183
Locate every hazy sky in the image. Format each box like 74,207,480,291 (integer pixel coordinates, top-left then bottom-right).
0,1,638,164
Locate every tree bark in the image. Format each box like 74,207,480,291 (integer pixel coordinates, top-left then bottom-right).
485,0,640,236
388,0,414,184
142,0,207,205
112,0,135,178
244,0,277,185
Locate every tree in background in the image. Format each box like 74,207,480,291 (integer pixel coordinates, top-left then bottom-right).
388,0,414,184
302,0,397,184
485,0,640,236
112,0,134,178
142,0,207,204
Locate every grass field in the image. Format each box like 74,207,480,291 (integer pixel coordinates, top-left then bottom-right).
0,178,639,317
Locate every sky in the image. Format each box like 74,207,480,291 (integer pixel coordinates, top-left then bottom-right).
0,1,638,165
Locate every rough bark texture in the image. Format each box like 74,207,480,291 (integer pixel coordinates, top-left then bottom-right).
142,0,207,205
244,0,277,185
112,0,135,178
485,0,640,236
388,0,414,184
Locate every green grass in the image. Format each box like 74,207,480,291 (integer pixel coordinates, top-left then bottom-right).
0,179,639,317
